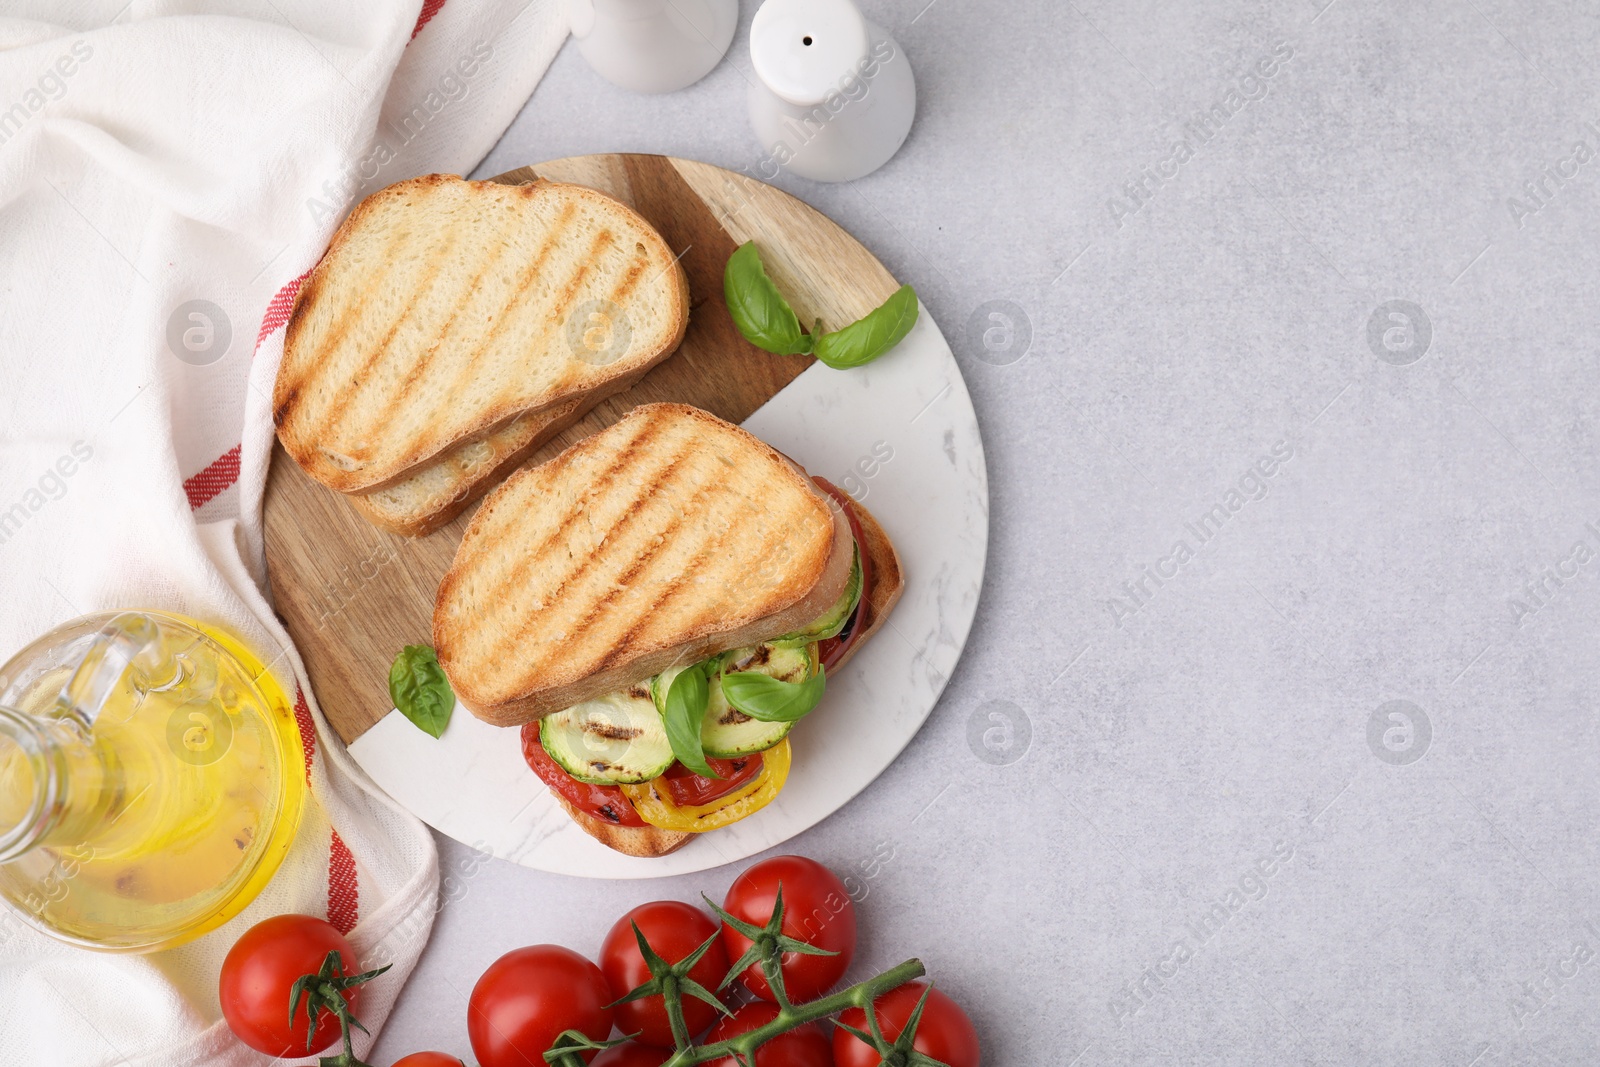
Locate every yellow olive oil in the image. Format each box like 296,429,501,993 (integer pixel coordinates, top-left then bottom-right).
0,613,305,952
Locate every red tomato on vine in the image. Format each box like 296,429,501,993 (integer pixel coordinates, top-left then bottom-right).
719,856,856,1001
600,900,729,1047
592,1043,672,1067
468,945,614,1067
218,915,366,1057
391,1054,466,1067
833,982,980,1067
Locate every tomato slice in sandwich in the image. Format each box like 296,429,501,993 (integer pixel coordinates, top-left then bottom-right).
522,721,647,827
661,754,765,806
623,741,791,832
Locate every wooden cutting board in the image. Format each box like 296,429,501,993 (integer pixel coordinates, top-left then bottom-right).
263,154,900,745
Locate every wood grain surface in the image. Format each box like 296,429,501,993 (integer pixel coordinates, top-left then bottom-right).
264,155,900,744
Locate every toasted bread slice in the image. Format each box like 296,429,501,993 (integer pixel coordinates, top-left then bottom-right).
553,795,691,858
349,398,583,536
830,498,904,671
348,357,660,537
275,175,690,494
435,403,854,726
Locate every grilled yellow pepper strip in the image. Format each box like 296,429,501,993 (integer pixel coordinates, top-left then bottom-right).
621,740,792,832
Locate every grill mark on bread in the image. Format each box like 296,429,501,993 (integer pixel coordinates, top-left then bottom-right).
429,221,614,464
463,417,673,630
607,254,649,313
393,198,583,466
291,202,467,454
481,446,696,670
278,189,432,431
274,268,319,425
361,201,576,463
552,467,729,676
588,505,743,672
275,205,397,427
436,415,682,674
460,417,727,673
636,502,832,652
547,229,616,399
518,241,648,409
272,384,299,427
461,416,832,683
472,226,618,425
568,232,626,392
355,392,597,536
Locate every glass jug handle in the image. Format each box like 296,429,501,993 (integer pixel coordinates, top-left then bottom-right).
56,613,178,727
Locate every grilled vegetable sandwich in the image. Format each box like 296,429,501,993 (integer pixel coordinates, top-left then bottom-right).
433,403,903,857
273,174,690,535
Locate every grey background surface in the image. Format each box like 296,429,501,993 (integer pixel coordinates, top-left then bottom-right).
373,1,1600,1063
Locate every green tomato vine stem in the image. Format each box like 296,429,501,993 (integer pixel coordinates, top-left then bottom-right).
663,973,693,1049
765,951,793,1013
550,882,945,1066
660,957,926,1067
284,949,389,1067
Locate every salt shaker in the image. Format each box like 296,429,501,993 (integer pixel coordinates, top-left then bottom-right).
566,0,738,94
746,0,917,183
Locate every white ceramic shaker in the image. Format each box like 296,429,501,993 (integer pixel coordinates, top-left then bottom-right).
746,0,917,182
566,0,738,94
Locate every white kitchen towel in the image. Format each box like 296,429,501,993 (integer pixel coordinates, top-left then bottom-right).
0,1,568,1064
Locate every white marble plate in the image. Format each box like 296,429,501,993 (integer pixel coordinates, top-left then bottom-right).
347,305,987,877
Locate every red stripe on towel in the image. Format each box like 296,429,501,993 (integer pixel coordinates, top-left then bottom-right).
411,0,447,40
293,685,317,784
183,444,241,509
255,268,312,355
328,830,360,934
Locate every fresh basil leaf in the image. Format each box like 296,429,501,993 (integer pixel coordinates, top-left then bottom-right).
664,661,719,778
388,645,454,738
721,669,827,723
813,285,919,369
724,241,814,356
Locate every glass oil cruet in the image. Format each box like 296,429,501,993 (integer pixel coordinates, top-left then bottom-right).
0,610,306,952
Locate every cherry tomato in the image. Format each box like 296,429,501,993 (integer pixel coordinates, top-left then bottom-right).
720,856,856,1002
601,900,728,1046
704,1002,832,1067
592,1043,672,1067
832,982,980,1067
468,945,614,1067
219,914,362,1056
391,1055,466,1067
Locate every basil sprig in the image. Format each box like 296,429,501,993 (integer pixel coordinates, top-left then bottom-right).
721,669,827,723
723,241,918,369
663,661,719,779
724,242,812,355
815,285,918,368
388,644,454,738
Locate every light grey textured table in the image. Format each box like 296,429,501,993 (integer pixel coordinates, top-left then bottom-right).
374,2,1600,1063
